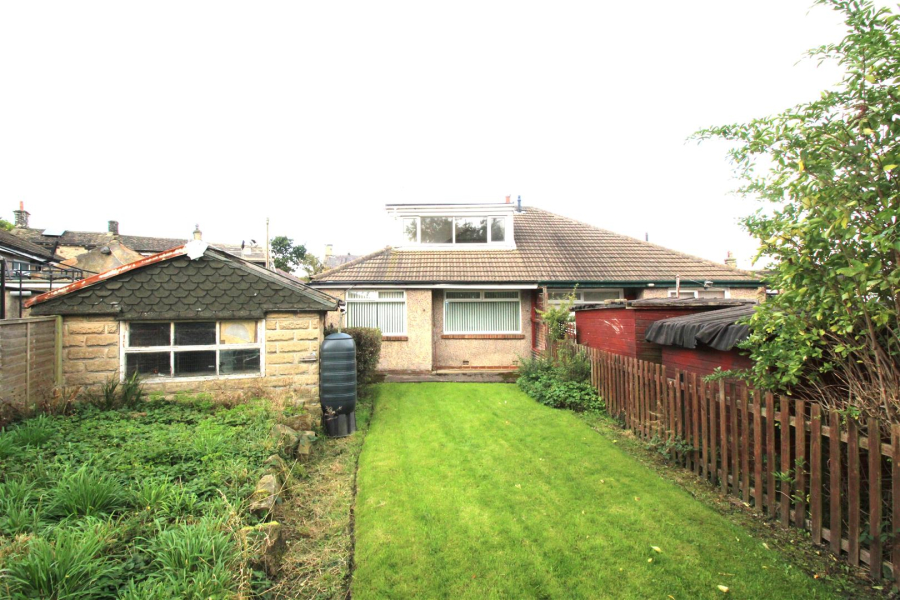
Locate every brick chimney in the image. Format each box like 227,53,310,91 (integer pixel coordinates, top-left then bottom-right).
725,251,737,268
193,224,202,240
108,220,119,235
13,201,29,228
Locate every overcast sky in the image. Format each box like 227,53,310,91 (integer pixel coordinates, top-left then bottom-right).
0,1,874,269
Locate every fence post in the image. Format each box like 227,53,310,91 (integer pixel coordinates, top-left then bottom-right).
868,418,882,581
795,399,807,529
780,396,791,527
719,380,728,494
848,418,860,567
809,403,822,545
55,315,63,386
829,411,843,556
25,320,32,405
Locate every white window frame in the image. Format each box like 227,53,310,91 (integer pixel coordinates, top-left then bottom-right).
345,290,407,335
667,288,731,299
402,215,509,246
120,320,265,382
546,288,624,306
443,290,522,334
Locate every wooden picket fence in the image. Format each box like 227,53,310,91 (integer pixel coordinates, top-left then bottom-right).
580,344,900,581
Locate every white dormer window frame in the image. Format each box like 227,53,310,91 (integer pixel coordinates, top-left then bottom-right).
400,215,510,246
388,204,518,250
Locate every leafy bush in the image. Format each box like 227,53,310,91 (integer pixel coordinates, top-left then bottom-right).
3,520,120,599
51,464,128,518
325,325,383,383
88,373,144,411
517,345,602,412
11,414,53,448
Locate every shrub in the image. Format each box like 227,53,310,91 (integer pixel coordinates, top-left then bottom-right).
11,414,54,448
142,518,240,597
518,375,602,412
325,325,383,383
51,464,127,518
88,373,144,411
3,520,121,599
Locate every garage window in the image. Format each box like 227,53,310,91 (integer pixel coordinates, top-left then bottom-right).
123,320,262,379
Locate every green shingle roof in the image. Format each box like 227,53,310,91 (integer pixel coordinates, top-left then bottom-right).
29,246,337,319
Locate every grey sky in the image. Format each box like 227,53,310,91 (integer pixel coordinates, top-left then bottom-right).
0,1,869,268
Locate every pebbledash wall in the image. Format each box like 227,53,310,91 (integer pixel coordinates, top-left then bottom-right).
320,289,533,372
61,312,323,401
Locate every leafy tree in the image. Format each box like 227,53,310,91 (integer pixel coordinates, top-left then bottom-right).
695,0,900,418
270,236,307,273
538,289,577,343
0,218,13,231
302,254,326,279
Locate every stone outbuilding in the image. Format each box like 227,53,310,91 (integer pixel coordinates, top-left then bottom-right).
25,240,338,403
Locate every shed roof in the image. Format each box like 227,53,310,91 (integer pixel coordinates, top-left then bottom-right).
644,305,756,351
312,208,761,285
26,242,338,319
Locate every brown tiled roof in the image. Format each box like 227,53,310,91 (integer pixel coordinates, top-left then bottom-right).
312,208,761,285
0,229,58,260
11,228,265,263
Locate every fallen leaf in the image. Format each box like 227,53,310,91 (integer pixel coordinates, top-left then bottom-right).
648,558,653,563
717,585,729,593
651,546,662,553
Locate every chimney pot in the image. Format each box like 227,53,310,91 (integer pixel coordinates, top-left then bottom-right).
724,251,738,268
505,195,511,204
108,220,119,235
13,202,30,228
516,195,522,212
193,224,202,241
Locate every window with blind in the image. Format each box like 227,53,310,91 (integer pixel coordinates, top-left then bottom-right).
346,290,407,335
444,290,521,334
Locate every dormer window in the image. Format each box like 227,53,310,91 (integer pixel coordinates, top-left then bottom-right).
401,216,508,245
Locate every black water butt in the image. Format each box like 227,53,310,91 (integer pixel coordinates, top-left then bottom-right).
320,332,357,437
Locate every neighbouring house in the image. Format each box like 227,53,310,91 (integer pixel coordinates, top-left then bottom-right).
644,304,756,378
323,244,361,270
0,227,77,319
310,201,764,373
9,203,266,265
25,240,339,403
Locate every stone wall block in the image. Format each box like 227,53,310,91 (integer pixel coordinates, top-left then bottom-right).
85,334,119,347
67,322,106,335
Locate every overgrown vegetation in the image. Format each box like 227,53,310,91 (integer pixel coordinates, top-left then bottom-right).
0,395,279,598
517,345,602,412
325,325,383,383
695,0,900,421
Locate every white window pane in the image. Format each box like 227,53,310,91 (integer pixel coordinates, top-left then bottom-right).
347,290,379,300
403,218,418,243
445,300,520,333
446,291,480,299
583,291,620,302
490,217,505,242
454,217,487,243
421,217,453,243
377,291,405,300
221,321,257,344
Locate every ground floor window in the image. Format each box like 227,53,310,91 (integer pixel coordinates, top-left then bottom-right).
444,290,521,334
667,288,728,299
547,288,623,306
123,320,262,379
345,290,406,335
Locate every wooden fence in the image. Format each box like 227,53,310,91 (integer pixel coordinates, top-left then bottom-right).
0,316,62,408
582,344,899,581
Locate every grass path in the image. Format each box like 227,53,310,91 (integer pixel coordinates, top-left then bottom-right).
353,383,841,600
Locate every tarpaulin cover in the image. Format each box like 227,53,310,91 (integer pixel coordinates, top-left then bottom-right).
644,305,756,351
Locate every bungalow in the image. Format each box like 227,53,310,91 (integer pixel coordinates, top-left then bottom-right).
25,240,338,403
310,201,764,373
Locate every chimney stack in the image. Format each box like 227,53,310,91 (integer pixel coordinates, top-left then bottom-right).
325,244,333,258
108,220,119,235
724,251,737,268
13,201,29,228
193,224,202,241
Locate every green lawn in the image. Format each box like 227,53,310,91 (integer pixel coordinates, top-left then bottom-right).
354,383,839,600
